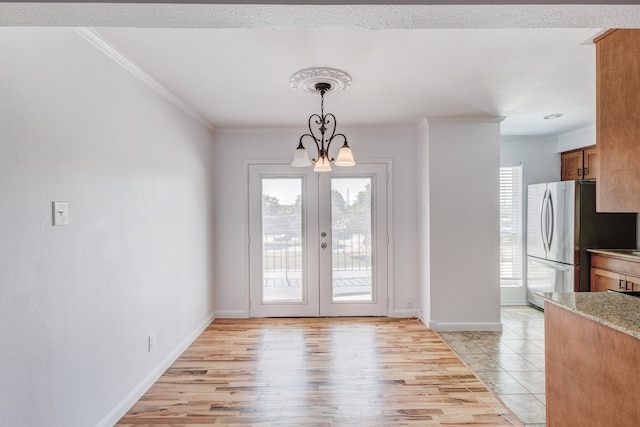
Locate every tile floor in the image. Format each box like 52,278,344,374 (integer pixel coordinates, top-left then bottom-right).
439,305,546,427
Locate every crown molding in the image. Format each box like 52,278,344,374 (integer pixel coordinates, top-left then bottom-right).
423,115,506,124
73,27,214,131
213,124,415,135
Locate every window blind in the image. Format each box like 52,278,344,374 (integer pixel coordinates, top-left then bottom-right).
500,165,523,286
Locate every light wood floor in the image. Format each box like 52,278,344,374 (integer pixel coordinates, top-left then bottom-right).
117,318,521,426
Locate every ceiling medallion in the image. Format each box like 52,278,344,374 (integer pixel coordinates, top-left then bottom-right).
289,67,352,95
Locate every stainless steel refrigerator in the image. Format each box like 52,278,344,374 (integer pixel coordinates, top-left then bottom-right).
526,180,637,309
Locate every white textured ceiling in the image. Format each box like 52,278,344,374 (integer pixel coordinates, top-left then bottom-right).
95,27,600,135
4,2,640,136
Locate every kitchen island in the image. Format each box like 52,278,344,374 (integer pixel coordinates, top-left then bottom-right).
540,292,640,426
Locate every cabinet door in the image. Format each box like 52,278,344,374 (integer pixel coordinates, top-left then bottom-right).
626,274,640,291
561,151,583,181
583,147,597,180
595,29,640,212
590,267,624,292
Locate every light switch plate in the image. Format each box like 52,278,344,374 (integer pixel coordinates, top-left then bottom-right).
148,333,157,352
52,201,68,226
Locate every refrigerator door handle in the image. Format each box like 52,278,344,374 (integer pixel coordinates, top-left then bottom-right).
540,189,551,253
529,256,572,271
546,191,554,250
540,190,548,252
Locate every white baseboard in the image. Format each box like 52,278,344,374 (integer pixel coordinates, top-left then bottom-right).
500,299,528,306
97,311,216,427
418,312,430,329
427,320,503,332
392,308,420,318
214,309,248,318
416,313,502,332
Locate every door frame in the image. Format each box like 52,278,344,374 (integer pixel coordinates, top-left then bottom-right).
244,159,394,317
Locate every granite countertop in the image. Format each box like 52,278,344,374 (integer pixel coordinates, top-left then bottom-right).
539,292,640,339
588,248,640,261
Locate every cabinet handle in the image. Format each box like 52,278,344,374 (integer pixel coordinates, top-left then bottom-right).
577,168,582,176
584,167,589,176
620,279,625,290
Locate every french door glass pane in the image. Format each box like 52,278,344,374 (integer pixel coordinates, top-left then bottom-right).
262,178,304,302
331,177,373,302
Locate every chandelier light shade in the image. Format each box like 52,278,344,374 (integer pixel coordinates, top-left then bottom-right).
291,141,312,167
289,68,356,172
335,142,356,167
313,155,332,172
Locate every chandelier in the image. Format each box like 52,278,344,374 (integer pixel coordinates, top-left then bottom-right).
290,67,356,172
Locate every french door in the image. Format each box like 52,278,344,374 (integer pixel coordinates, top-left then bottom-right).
248,163,388,317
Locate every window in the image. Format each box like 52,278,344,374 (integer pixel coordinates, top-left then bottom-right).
500,165,523,287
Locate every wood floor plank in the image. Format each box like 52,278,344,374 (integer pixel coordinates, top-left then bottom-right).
117,318,521,426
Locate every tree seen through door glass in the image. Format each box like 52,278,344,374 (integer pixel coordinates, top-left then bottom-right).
331,178,373,302
261,178,303,302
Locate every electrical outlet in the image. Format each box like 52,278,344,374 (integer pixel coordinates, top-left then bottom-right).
148,333,157,352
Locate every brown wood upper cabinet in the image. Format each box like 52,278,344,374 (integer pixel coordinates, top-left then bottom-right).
595,29,640,212
561,146,596,181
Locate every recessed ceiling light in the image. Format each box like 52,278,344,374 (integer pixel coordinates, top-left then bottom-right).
544,113,564,120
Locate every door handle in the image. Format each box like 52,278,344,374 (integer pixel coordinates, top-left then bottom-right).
540,190,549,252
529,257,572,271
540,189,553,253
546,193,554,249
321,243,327,249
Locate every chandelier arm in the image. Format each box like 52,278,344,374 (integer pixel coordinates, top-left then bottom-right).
299,133,320,160
324,114,338,149
307,113,324,152
328,133,348,147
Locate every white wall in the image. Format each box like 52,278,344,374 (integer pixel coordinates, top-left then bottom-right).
211,127,419,317
557,125,595,152
0,28,216,426
420,118,502,331
416,121,431,322
500,136,560,304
